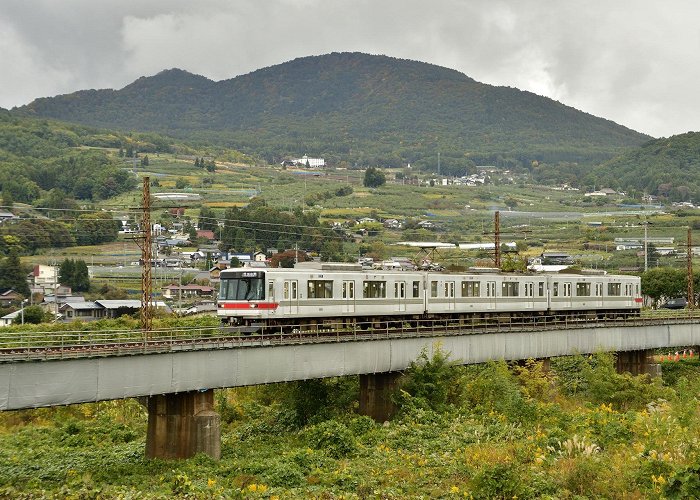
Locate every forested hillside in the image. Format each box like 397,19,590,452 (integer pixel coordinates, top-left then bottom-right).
17,53,650,171
588,132,700,201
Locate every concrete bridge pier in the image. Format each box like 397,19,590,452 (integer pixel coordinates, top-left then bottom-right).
358,372,401,422
145,389,221,460
616,349,661,378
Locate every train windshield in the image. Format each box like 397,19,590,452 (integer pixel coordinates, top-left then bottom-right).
220,271,265,300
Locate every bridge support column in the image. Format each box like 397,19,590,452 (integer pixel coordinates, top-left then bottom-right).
145,390,221,460
616,350,661,378
359,372,400,422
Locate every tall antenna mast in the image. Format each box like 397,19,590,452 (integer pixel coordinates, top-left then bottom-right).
494,210,501,269
140,177,153,334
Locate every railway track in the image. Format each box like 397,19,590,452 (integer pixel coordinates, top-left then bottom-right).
1,312,698,363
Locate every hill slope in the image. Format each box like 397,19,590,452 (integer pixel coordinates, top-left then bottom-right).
588,132,700,201
17,52,650,170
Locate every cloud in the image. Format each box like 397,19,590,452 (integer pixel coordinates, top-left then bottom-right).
1,0,699,136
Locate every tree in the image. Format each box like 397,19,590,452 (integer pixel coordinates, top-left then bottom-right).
22,305,45,324
0,251,30,296
363,167,386,188
175,178,188,189
140,155,149,166
198,206,217,231
641,267,685,306
59,258,90,292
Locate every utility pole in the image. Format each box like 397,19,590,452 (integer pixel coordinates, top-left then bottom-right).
494,211,501,269
139,177,153,335
644,221,648,272
437,152,440,177
688,227,694,309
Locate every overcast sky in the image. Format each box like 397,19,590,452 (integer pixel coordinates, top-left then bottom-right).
1,0,698,138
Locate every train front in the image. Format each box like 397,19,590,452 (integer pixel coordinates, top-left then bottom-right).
217,269,275,326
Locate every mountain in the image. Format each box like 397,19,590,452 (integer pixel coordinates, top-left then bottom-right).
589,132,700,201
16,52,650,171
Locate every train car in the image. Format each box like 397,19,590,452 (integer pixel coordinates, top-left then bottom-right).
218,263,426,328
546,273,641,317
217,262,642,329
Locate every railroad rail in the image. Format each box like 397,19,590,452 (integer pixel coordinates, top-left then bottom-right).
1,310,698,363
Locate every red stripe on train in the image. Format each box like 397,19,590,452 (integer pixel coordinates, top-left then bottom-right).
219,302,279,310
634,298,643,303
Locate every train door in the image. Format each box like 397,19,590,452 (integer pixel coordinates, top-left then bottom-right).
284,279,299,315
486,281,497,310
445,281,455,310
342,280,356,313
595,282,604,308
395,281,406,312
563,282,572,308
524,282,535,309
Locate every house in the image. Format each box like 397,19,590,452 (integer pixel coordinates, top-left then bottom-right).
541,252,574,265
31,265,58,293
0,211,17,223
0,310,22,327
58,299,171,322
162,285,215,299
357,217,377,225
59,301,104,321
383,219,402,229
209,263,227,280
417,220,436,230
253,251,267,262
0,289,22,307
196,229,216,241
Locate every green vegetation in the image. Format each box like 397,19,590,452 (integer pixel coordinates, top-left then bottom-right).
17,53,649,170
2,351,699,498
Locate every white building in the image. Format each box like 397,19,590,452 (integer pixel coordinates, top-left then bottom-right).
291,155,325,168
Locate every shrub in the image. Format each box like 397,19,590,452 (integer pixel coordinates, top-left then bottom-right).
470,462,532,499
394,346,463,413
305,420,356,458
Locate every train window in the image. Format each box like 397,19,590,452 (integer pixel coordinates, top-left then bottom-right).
608,283,621,296
412,281,421,298
308,280,333,299
538,282,545,296
342,281,355,299
461,280,480,297
268,280,275,301
553,283,559,297
563,283,572,297
524,283,534,297
445,281,455,298
576,283,591,296
595,283,603,296
502,282,519,297
430,281,438,297
395,281,406,299
363,281,386,298
220,274,265,300
487,281,496,297
283,281,289,299
636,284,639,296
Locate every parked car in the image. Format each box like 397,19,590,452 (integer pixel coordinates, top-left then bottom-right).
660,297,687,309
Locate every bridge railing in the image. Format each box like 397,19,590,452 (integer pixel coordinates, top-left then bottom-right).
0,310,698,362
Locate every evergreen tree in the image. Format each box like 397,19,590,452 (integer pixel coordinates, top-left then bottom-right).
59,258,90,292
0,251,30,296
141,155,149,166
59,258,75,287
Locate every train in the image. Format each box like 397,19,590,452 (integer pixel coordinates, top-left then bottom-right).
217,262,642,330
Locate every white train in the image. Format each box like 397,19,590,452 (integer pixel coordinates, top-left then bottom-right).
217,262,642,330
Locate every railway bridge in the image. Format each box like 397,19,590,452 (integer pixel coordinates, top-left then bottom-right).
1,314,699,459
